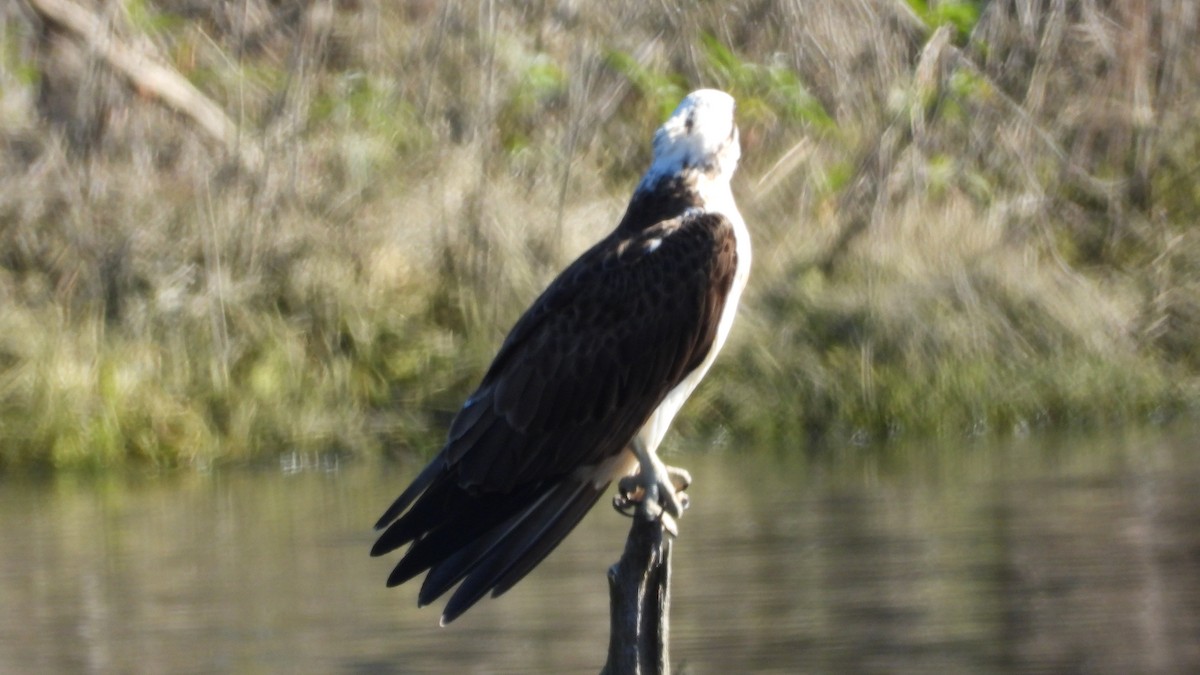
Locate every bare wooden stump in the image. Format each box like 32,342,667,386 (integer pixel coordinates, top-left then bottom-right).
600,513,672,675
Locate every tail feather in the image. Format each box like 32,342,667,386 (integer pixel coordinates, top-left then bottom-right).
374,475,541,566
386,503,508,588
439,479,606,624
373,458,611,623
373,457,443,532
489,482,606,597
387,484,542,589
417,488,561,604
371,473,460,557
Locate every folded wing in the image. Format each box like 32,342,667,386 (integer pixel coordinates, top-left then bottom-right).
371,210,738,623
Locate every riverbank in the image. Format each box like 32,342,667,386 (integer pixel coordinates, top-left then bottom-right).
1,2,1196,469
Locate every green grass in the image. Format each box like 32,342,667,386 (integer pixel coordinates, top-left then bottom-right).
0,1,1197,470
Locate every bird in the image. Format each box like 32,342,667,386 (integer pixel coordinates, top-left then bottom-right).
371,89,751,625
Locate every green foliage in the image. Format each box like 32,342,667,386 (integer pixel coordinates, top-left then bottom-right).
125,0,186,34
310,73,427,155
1,0,1197,471
818,160,855,196
698,33,834,132
703,266,1185,449
1,26,39,88
906,0,983,41
603,49,688,122
499,54,568,153
605,34,835,135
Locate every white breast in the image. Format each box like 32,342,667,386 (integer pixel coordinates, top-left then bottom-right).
634,180,751,456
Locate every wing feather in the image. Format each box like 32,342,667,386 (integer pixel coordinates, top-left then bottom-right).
374,210,740,621
439,479,605,624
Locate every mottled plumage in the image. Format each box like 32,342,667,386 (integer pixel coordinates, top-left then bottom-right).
372,89,750,625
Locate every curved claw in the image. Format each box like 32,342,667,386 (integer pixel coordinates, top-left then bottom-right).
612,494,637,517
666,466,692,492
617,474,641,499
613,461,691,536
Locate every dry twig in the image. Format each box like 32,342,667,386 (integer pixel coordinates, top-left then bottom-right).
25,0,263,173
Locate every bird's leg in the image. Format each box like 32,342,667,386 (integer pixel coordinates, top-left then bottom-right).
612,439,692,536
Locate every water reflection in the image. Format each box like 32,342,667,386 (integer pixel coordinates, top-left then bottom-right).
1,425,1198,673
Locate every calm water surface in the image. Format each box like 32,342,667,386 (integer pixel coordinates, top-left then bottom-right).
2,425,1199,674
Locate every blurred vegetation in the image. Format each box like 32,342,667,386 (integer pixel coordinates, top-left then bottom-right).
0,0,1197,470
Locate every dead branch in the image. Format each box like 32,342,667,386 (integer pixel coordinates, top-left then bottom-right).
24,0,263,173
601,514,672,675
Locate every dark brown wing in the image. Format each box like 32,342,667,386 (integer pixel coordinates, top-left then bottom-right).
372,209,738,623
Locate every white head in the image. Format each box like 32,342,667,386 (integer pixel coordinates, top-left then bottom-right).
639,89,741,191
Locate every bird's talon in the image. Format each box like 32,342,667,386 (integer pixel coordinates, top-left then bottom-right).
666,466,692,492
637,496,664,521
617,474,641,500
614,458,693,536
658,511,679,537
657,480,687,518
612,495,637,517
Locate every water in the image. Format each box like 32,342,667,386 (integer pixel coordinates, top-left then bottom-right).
2,424,1199,674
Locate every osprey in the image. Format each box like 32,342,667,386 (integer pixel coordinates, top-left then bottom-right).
372,89,751,624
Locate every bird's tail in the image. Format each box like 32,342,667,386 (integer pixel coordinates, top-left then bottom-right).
372,467,607,624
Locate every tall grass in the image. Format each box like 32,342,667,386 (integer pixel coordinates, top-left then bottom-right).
0,0,1197,469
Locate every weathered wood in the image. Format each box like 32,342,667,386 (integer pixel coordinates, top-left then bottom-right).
601,513,672,675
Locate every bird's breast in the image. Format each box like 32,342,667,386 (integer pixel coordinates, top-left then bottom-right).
636,191,750,457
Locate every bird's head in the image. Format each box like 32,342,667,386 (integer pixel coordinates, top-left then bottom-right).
641,89,741,190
